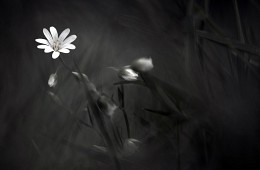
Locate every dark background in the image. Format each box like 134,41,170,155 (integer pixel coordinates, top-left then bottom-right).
0,0,260,169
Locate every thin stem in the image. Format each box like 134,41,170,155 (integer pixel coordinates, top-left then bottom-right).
202,129,208,163
233,0,245,43
55,63,62,74
112,125,123,149
71,56,121,170
122,109,130,138
176,120,181,170
120,85,131,138
59,57,73,72
233,0,249,92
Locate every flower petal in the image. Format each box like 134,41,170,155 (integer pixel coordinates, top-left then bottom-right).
58,28,70,42
43,28,53,44
37,45,48,49
52,51,60,59
62,35,77,45
59,48,70,53
50,26,58,40
62,44,76,49
44,46,54,53
35,38,49,45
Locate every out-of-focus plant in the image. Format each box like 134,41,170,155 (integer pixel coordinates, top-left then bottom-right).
122,138,141,156
114,57,203,119
92,138,142,157
112,57,203,170
36,27,122,170
36,26,200,170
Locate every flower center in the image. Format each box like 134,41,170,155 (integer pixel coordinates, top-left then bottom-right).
52,41,61,51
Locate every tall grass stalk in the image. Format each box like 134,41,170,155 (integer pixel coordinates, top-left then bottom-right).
118,85,131,138
58,56,121,170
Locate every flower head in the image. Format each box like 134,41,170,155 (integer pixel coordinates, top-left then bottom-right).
119,66,139,81
131,57,153,72
35,26,77,59
48,73,57,87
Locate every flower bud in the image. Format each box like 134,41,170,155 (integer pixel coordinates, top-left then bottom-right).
131,57,153,72
119,66,139,81
48,73,57,87
97,94,118,117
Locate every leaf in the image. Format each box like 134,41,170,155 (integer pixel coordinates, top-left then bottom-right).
143,108,171,116
31,139,41,156
196,30,260,61
114,80,145,86
93,145,108,153
116,126,124,147
112,126,122,148
78,119,92,128
140,73,188,115
47,91,62,106
87,106,93,127
121,108,130,138
117,87,123,108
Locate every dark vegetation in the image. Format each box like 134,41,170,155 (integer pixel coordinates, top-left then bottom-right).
0,0,260,169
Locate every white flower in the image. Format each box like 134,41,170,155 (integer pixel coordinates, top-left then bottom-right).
131,57,154,72
35,26,77,59
48,73,57,87
119,66,139,81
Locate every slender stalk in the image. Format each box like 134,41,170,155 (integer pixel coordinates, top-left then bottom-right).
120,85,131,138
204,0,210,17
112,125,123,149
233,0,249,93
233,0,245,43
59,57,73,72
71,56,121,170
122,108,130,138
197,30,260,80
87,106,94,127
202,129,208,163
176,120,181,170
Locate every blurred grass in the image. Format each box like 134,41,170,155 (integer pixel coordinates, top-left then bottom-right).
1,0,260,170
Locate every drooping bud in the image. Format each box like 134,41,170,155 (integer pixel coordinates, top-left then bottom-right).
48,73,58,87
131,57,153,72
118,66,139,81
